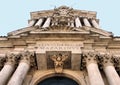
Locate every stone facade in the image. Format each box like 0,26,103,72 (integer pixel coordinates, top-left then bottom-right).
0,6,120,85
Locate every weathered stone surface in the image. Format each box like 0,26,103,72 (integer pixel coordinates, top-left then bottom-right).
0,6,120,85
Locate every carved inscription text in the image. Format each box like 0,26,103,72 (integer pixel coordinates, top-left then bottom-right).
36,41,83,53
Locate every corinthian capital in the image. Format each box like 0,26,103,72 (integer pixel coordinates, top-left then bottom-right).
20,51,34,64
81,52,98,67
6,53,18,65
98,53,114,67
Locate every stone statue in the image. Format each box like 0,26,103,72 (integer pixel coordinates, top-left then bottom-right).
50,53,68,73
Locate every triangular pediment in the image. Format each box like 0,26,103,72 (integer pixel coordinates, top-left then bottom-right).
7,25,113,38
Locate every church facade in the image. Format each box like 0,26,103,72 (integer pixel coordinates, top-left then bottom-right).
0,6,120,85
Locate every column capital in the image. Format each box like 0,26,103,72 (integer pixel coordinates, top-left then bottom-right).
81,52,98,69
98,54,114,67
20,51,34,65
6,53,19,66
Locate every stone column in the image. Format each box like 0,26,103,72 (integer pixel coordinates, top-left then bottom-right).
75,17,82,27
83,18,91,27
42,17,51,27
99,54,120,85
28,20,36,27
91,19,100,28
82,52,105,85
35,18,43,26
0,54,17,85
8,51,34,85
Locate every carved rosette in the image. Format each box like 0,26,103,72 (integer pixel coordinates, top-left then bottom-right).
98,54,114,68
50,53,68,73
81,52,98,69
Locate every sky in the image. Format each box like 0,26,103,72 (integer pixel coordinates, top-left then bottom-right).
0,0,120,36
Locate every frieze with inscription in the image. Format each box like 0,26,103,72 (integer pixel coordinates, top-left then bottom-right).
36,41,83,53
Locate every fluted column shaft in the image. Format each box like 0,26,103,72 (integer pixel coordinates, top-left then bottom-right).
100,54,120,85
28,20,36,27
8,51,33,85
75,17,82,27
35,18,43,26
82,52,105,85
91,19,100,28
0,54,16,85
83,18,91,27
42,17,51,27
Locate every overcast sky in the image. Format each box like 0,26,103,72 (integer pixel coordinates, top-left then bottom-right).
0,0,120,36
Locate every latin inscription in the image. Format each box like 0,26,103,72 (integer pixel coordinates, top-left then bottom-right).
36,41,83,53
